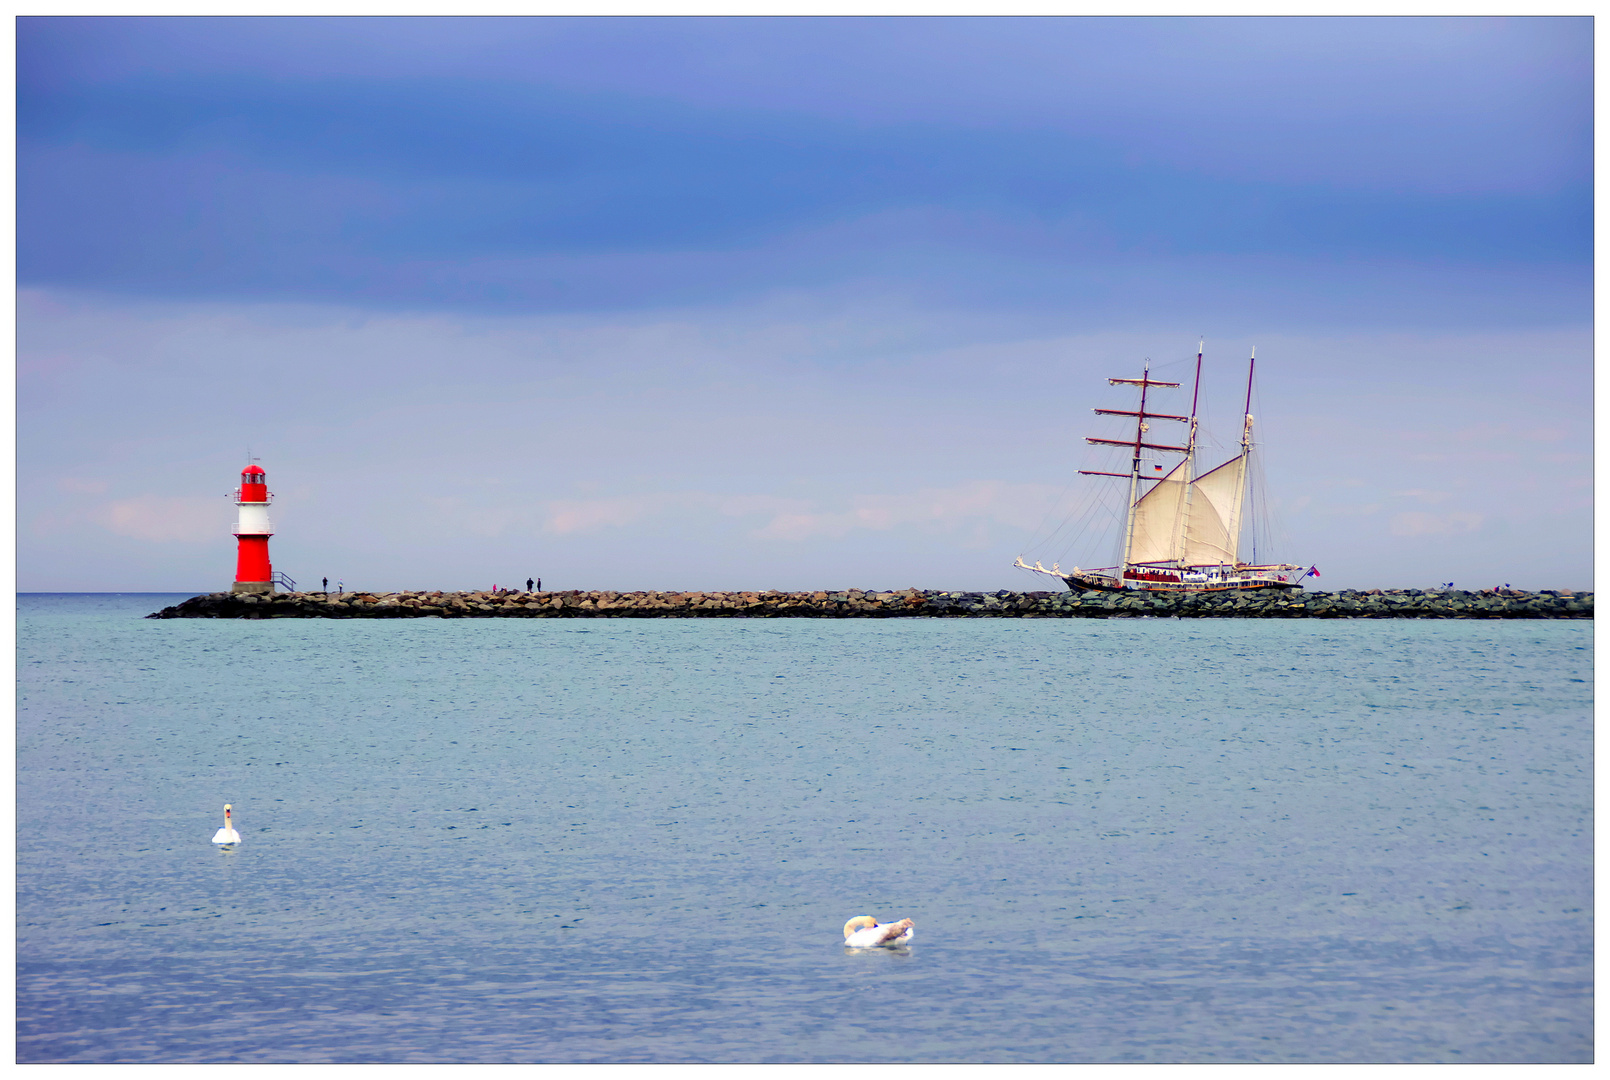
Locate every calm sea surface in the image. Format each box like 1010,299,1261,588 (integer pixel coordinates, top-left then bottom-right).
16,593,1592,1063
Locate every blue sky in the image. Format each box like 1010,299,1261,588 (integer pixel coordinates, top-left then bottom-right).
18,16,1592,592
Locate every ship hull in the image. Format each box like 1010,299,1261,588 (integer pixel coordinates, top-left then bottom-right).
1062,569,1304,594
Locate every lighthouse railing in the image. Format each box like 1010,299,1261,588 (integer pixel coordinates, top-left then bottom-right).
272,571,297,592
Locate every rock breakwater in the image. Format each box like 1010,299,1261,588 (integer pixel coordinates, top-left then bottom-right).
148,587,1590,620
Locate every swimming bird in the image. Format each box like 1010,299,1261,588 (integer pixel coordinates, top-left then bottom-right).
212,803,241,845
842,915,914,947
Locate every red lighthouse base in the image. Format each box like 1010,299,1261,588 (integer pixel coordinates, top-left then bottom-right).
233,535,273,595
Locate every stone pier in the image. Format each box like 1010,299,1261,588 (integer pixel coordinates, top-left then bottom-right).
147,587,1592,620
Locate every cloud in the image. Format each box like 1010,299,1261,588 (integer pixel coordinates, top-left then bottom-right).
536,492,811,537
30,494,225,543
543,493,683,535
1316,502,1384,519
528,482,1055,545
18,17,1590,195
16,19,1591,320
96,495,223,543
751,481,1054,542
1390,511,1482,538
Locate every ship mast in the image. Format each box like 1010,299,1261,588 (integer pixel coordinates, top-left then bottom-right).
1177,341,1205,570
1082,360,1189,578
1119,364,1150,572
1231,347,1256,567
1188,340,1204,459
1241,347,1256,453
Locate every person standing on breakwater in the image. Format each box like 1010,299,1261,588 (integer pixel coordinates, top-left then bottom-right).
322,577,328,593
527,577,534,592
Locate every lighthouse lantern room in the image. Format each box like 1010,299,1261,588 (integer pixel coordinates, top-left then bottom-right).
232,463,275,594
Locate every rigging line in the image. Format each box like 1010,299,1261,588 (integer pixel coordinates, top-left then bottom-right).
1022,479,1082,551
1244,368,1262,563
1026,481,1109,561
1087,489,1128,568
1060,458,1128,546
1026,500,1084,557
1026,429,1134,557
1021,363,1166,557
1247,376,1279,563
1027,347,1198,572
1051,486,1122,565
1028,481,1118,569
1059,483,1123,563
1021,471,1083,553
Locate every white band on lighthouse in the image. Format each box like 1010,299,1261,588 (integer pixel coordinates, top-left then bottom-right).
234,502,273,536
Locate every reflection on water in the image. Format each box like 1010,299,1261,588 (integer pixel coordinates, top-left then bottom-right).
16,595,1592,1062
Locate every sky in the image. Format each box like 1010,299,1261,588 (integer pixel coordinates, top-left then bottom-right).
17,16,1592,593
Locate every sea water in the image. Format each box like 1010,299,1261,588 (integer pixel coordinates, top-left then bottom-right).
16,594,1592,1063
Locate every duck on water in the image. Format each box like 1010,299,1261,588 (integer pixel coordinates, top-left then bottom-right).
843,916,914,947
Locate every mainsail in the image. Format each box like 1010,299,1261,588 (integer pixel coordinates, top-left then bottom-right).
1181,453,1248,566
1126,459,1190,565
1125,452,1249,567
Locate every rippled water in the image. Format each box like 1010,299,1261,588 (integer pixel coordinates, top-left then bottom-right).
17,594,1592,1062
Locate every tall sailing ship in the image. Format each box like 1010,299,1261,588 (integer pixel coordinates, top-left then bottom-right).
1016,343,1311,593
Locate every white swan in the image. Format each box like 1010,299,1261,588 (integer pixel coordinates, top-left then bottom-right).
212,803,242,844
843,915,914,947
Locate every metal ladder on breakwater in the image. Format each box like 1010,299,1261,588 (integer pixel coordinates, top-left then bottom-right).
272,571,297,592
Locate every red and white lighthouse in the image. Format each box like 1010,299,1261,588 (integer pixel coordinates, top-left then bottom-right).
231,463,275,594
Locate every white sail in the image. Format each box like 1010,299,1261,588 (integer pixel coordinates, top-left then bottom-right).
1127,460,1190,565
1182,453,1248,566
